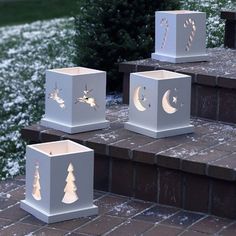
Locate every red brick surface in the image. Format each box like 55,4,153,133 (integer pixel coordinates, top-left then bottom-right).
0,177,236,235
21,105,236,219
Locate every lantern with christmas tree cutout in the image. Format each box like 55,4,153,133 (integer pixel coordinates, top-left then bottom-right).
21,140,97,223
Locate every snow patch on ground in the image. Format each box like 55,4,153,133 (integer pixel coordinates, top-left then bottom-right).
161,146,198,158
95,132,119,142
0,18,75,179
112,203,136,216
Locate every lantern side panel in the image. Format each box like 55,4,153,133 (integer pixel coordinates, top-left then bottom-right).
176,12,206,57
155,12,177,57
72,72,107,125
157,76,192,130
50,151,95,214
128,73,158,131
23,146,51,213
43,71,73,124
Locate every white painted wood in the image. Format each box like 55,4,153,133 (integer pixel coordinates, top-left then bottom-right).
41,67,108,133
21,140,98,223
151,10,208,63
125,70,194,138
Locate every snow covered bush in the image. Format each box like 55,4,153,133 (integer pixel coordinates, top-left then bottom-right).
0,18,75,179
181,0,236,47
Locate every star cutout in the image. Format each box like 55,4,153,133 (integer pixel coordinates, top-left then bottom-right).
172,96,177,104
139,94,146,102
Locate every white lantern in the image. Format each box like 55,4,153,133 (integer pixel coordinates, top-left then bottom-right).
151,10,208,63
20,140,98,223
41,67,109,133
125,70,194,138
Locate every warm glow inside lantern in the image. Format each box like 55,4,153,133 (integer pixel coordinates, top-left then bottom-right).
21,140,98,223
125,70,194,138
41,67,109,133
151,10,208,63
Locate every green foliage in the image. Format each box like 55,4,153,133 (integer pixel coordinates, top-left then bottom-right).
181,0,236,47
74,0,180,92
0,0,77,27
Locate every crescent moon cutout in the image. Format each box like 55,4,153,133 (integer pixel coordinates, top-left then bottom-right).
133,86,147,112
162,90,177,114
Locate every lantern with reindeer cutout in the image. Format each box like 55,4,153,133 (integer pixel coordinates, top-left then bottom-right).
41,67,109,133
151,10,208,63
21,140,98,223
125,70,194,138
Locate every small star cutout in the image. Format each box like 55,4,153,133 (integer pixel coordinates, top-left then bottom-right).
173,96,177,104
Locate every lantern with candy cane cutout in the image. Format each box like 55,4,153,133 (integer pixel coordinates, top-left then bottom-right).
152,10,208,63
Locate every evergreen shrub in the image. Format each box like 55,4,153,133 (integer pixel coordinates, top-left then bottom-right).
74,0,180,92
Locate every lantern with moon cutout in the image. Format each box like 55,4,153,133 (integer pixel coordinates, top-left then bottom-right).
41,67,109,134
21,140,98,223
125,70,194,138
151,10,208,63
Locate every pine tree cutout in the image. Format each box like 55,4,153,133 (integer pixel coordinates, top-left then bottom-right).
62,163,78,204
32,163,42,201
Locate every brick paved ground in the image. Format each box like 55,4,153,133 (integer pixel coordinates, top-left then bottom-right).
0,176,236,235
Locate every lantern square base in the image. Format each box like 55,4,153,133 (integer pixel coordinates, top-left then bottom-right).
41,118,109,134
20,200,98,223
151,52,208,63
125,122,194,138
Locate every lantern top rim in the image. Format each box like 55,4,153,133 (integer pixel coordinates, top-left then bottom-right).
27,140,93,157
157,10,205,15
132,70,189,81
47,67,105,76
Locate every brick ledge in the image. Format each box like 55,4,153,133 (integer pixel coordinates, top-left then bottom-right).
21,105,236,182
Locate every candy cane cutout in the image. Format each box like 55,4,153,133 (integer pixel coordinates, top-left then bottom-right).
184,18,196,51
160,18,169,49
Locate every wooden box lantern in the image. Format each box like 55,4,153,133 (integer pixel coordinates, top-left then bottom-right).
125,70,194,138
21,140,98,223
41,67,109,133
151,10,208,63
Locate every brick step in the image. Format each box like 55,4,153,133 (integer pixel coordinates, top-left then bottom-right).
119,48,236,124
22,105,236,219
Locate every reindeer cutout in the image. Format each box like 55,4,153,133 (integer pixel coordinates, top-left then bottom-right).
75,84,99,110
48,83,65,109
